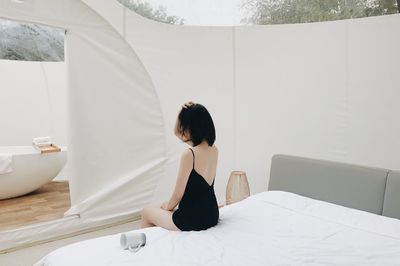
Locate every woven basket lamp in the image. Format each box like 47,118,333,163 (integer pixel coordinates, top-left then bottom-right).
226,171,250,205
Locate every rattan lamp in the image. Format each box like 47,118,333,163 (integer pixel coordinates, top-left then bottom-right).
226,171,250,205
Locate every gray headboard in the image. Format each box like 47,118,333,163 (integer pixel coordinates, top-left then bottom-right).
383,171,400,219
268,154,399,219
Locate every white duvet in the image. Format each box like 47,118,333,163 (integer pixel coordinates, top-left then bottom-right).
34,191,400,266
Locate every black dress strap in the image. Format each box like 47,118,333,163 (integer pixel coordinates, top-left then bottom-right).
189,148,195,169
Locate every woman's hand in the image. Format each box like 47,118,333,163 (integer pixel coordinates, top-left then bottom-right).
161,201,170,210
182,101,195,109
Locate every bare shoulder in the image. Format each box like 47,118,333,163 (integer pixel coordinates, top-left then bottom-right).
212,145,218,154
180,149,194,166
210,145,218,160
181,148,193,159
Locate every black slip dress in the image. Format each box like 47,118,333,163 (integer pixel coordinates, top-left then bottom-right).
172,148,219,231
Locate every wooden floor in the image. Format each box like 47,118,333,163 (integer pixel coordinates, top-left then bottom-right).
0,181,70,231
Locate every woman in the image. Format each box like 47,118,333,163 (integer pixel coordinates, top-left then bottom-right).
141,101,219,231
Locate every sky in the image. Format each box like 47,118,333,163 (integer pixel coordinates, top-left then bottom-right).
141,0,245,25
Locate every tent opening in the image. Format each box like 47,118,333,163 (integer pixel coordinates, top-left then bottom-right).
0,18,69,232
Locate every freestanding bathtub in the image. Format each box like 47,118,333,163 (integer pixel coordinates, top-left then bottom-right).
0,146,67,200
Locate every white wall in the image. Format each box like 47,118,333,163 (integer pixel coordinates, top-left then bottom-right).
121,12,400,198
346,15,400,168
0,60,67,146
125,15,236,204
0,60,68,181
235,22,348,192
235,15,400,193
2,2,400,204
0,1,167,215
0,1,167,250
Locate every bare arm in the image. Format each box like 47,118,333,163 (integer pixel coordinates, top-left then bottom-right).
165,149,193,211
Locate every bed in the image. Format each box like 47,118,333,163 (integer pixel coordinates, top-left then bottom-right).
34,154,400,266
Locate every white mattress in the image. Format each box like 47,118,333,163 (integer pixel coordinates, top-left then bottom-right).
34,191,400,266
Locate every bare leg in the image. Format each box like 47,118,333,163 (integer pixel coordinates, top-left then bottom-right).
141,212,153,228
141,205,180,231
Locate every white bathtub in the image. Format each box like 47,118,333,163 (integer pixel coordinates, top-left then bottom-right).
0,146,67,200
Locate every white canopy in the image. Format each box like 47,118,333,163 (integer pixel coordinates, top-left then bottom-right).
0,0,399,251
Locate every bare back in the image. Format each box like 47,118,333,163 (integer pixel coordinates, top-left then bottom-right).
191,145,218,186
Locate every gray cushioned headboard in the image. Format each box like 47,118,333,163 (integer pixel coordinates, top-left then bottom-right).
268,154,390,215
383,171,400,219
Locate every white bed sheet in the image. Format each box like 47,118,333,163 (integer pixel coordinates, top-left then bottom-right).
34,191,400,266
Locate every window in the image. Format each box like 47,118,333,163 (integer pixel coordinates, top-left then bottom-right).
118,0,399,26
0,19,64,61
242,0,400,25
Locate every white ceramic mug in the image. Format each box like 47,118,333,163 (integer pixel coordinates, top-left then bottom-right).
120,232,146,252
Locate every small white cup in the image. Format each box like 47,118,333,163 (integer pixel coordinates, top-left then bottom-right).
120,232,146,252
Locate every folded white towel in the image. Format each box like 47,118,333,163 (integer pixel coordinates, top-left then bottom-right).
33,141,52,147
0,154,13,175
33,136,51,144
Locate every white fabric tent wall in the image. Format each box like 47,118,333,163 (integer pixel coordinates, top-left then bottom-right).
87,1,399,197
0,60,68,181
82,1,237,204
124,16,236,204
346,15,400,168
63,28,165,220
235,22,349,191
0,0,399,251
0,0,165,251
0,60,67,147
235,15,400,188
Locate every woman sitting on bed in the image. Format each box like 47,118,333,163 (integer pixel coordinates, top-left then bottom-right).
141,101,219,231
